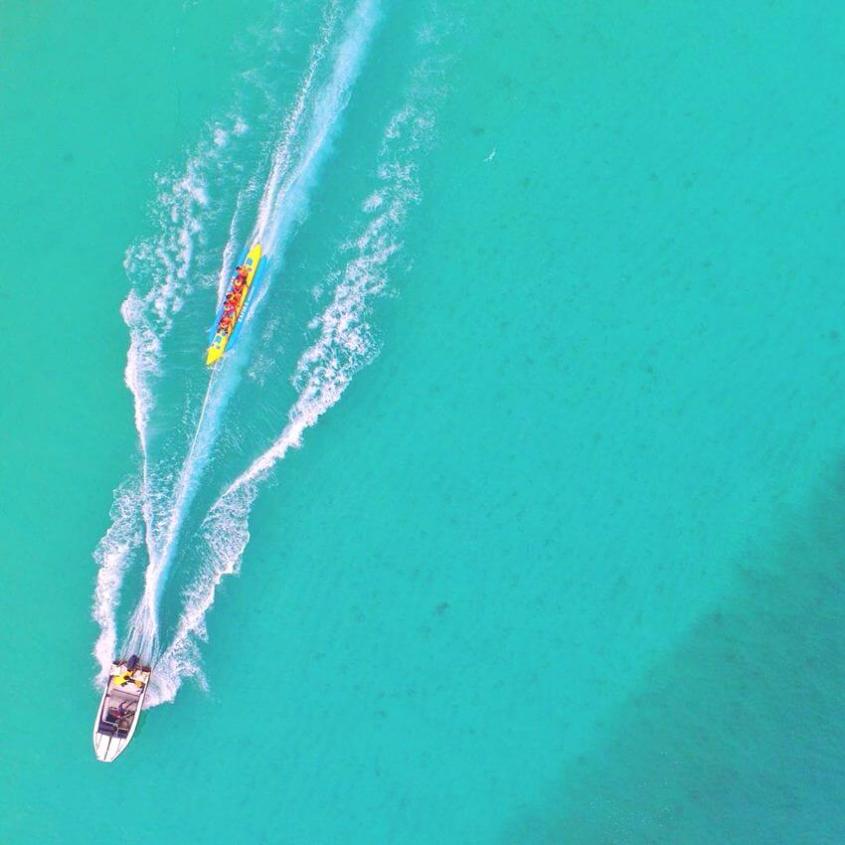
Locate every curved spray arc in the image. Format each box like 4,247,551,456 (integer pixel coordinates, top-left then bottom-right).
222,104,423,501
92,480,145,684
146,100,430,706
115,132,244,661
92,136,221,678
122,0,382,664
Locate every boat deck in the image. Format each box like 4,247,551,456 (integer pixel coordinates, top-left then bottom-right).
97,686,142,737
93,658,151,762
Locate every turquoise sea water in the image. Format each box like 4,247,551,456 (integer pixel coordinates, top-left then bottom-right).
2,0,845,842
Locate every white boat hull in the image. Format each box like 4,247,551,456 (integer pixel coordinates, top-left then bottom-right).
92,659,150,762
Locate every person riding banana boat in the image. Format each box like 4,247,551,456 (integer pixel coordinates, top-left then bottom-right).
205,244,267,366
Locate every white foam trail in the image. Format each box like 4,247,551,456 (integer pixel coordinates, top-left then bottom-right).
92,481,144,681
125,366,226,659
254,0,341,241
122,161,209,553
123,0,382,666
120,294,159,564
216,191,249,302
120,113,253,456
256,0,379,252
92,119,250,676
148,100,430,706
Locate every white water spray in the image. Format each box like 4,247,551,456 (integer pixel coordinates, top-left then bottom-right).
121,0,382,665
93,0,442,707
147,99,431,706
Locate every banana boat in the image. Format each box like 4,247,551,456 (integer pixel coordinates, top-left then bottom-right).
205,242,268,366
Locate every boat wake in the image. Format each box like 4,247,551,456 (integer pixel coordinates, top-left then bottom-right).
92,0,441,706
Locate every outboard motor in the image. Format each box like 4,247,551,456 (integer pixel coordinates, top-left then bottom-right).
127,655,139,671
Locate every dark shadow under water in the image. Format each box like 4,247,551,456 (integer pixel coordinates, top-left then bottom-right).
503,463,845,844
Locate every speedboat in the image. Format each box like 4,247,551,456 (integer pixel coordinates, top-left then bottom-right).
92,655,151,762
205,242,268,366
